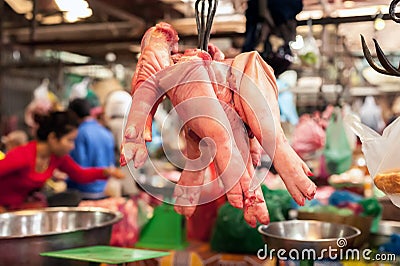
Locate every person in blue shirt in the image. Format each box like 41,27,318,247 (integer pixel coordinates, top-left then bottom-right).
67,98,116,199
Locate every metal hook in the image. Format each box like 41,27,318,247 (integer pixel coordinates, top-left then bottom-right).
195,0,218,51
360,0,400,77
389,0,400,23
360,34,400,77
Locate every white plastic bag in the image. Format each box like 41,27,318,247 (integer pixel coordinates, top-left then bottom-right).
345,114,400,207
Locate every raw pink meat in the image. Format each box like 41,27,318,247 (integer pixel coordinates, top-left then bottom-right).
229,52,316,204
121,22,316,227
121,22,179,167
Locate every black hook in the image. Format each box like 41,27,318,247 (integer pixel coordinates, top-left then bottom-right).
389,0,400,23
195,0,218,51
360,34,400,77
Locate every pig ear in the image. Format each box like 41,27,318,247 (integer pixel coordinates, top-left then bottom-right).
156,22,179,43
140,27,156,51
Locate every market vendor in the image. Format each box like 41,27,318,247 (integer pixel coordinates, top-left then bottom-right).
0,110,125,211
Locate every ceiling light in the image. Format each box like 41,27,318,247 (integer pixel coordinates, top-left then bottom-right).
41,15,63,25
5,0,32,14
335,6,388,17
215,2,234,15
66,65,114,79
59,51,91,64
374,10,386,31
63,7,93,22
374,17,385,31
296,10,324,21
343,1,355,8
55,0,89,12
55,0,92,22
35,50,90,64
71,7,93,18
64,12,79,23
105,52,117,63
298,5,389,20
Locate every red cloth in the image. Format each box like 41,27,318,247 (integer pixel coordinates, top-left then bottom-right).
0,141,106,208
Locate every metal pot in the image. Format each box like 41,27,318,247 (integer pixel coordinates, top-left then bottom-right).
297,210,372,248
369,220,400,248
258,220,361,257
0,207,122,266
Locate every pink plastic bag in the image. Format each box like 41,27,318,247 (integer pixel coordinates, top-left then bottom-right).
291,114,326,159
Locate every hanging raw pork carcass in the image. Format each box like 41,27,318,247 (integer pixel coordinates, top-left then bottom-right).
121,1,315,227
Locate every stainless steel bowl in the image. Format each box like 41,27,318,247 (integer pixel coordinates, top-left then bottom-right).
0,207,122,266
297,210,372,248
376,220,400,235
258,220,361,256
369,220,400,248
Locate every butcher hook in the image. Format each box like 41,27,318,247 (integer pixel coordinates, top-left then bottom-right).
360,35,400,77
360,0,400,77
195,0,218,51
389,0,400,23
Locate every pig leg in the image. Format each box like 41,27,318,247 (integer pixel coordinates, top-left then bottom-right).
249,137,262,168
174,100,267,225
209,59,262,169
231,51,316,205
173,98,246,209
159,60,249,209
226,104,270,227
208,57,268,221
244,188,269,227
121,76,161,168
121,23,178,167
173,127,207,217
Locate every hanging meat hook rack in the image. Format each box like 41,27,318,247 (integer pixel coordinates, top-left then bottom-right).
361,0,400,76
195,0,218,51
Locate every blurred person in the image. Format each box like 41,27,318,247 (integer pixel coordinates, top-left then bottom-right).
103,90,140,196
242,0,272,53
1,130,28,153
0,110,125,211
68,98,117,200
242,0,303,75
103,90,131,150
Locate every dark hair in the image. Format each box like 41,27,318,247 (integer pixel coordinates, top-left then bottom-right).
34,110,80,141
68,98,91,119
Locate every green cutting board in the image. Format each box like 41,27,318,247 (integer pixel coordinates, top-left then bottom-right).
40,245,170,264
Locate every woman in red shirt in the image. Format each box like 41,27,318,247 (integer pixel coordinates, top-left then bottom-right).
0,110,125,210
